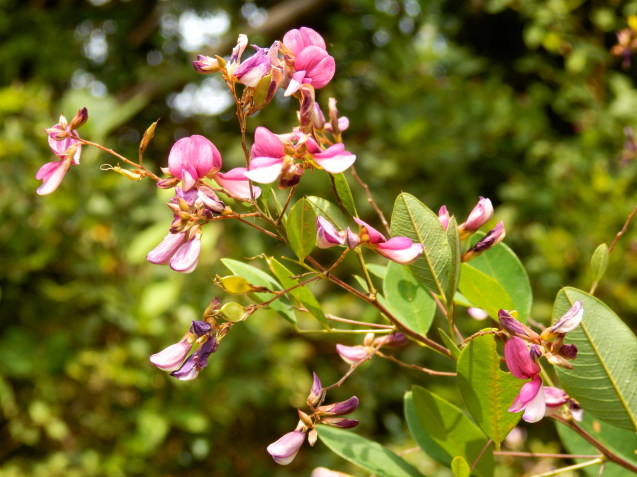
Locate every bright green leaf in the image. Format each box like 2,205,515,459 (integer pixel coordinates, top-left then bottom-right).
382,261,436,336
452,456,471,477
390,193,452,299
467,234,532,322
286,198,317,261
266,257,329,328
411,386,494,477
554,287,637,431
317,425,421,477
458,264,515,320
590,243,609,284
221,259,296,324
457,334,522,446
330,173,357,217
306,195,349,229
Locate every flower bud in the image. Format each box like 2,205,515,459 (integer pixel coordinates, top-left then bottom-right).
498,309,540,340
307,372,323,407
467,307,489,320
373,332,408,348
335,344,370,365
345,228,360,249
307,428,318,447
438,205,450,231
462,222,505,261
298,410,314,428
193,55,222,73
69,107,88,130
266,430,306,465
139,120,158,154
317,396,359,416
149,340,193,372
460,197,494,237
321,417,359,428
316,216,345,248
560,343,578,360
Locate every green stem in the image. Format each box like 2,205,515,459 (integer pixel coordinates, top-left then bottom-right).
528,458,604,477
355,248,376,297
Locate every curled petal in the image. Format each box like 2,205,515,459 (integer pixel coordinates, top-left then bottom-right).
316,216,345,248
284,70,306,96
336,344,370,365
317,396,359,416
374,237,423,264
170,234,201,273
353,217,386,244
150,340,192,372
36,160,72,195
544,387,568,408
234,47,271,87
214,167,261,200
147,232,187,265
244,157,285,184
313,144,356,173
504,337,541,379
551,301,583,334
170,355,200,381
267,430,306,465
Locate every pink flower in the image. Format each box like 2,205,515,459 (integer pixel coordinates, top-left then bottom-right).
353,217,423,264
37,117,83,195
168,135,222,191
508,375,546,423
233,47,271,87
316,216,345,248
282,27,335,96
213,167,261,200
267,430,306,465
504,336,541,379
438,205,450,231
459,196,493,236
150,340,192,372
336,344,371,365
146,229,202,273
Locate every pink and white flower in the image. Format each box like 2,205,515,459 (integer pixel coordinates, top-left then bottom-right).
146,229,202,274
353,217,423,264
267,430,306,465
282,27,335,96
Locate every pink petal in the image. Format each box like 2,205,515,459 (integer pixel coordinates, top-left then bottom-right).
284,70,306,96
147,232,187,265
48,135,81,163
544,387,568,407
168,135,221,182
283,27,326,56
353,217,386,244
150,340,193,372
36,160,71,195
375,238,423,264
551,301,583,334
251,127,285,159
313,148,356,173
316,216,345,248
267,430,306,465
170,235,201,273
522,385,546,423
244,157,284,184
504,337,541,379
335,344,370,365
214,168,261,200
296,49,335,89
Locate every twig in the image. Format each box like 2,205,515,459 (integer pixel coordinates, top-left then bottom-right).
470,439,492,472
276,185,297,224
325,314,394,329
376,351,457,376
350,166,390,236
494,451,601,459
529,458,605,477
77,139,161,181
608,204,637,253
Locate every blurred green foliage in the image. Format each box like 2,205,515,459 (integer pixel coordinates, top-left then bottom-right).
1,0,637,475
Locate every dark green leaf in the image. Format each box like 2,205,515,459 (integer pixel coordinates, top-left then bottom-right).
554,287,637,431
317,425,421,477
390,193,452,299
286,198,317,260
221,258,296,324
457,334,522,446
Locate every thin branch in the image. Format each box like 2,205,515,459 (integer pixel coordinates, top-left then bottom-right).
494,451,601,459
470,439,492,472
350,166,390,236
276,185,297,224
608,204,637,253
529,458,605,477
77,139,161,181
234,216,283,241
325,314,394,329
376,351,457,376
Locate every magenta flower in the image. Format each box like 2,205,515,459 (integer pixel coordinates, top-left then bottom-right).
168,135,222,191
504,336,541,379
146,229,202,273
267,430,306,465
508,375,546,423
233,47,271,87
282,27,335,96
353,217,423,264
36,116,83,195
316,216,345,248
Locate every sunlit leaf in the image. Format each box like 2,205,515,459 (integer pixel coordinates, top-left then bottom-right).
285,198,317,261
331,173,357,217
458,264,515,320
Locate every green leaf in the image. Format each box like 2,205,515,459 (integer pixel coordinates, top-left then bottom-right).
458,264,515,320
331,173,357,217
382,261,436,336
221,258,296,324
467,234,532,322
457,334,522,446
366,262,387,279
317,426,421,477
556,412,637,477
390,193,452,299
404,391,452,467
285,198,317,261
445,216,461,303
266,257,329,328
452,456,471,477
554,287,637,431
590,243,609,284
306,195,349,229
411,386,494,477
438,328,461,360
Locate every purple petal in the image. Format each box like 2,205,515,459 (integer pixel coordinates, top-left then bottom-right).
147,232,187,265
170,355,199,381
266,430,306,465
544,387,568,407
504,337,541,379
322,418,359,428
551,301,583,334
169,235,201,273
318,396,359,416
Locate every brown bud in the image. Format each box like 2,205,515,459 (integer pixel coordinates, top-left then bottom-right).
69,107,89,130
139,120,159,155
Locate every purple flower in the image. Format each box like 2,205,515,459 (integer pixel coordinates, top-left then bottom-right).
233,47,271,87
550,301,583,334
316,216,345,248
335,344,371,365
171,337,218,381
317,396,359,416
266,430,306,465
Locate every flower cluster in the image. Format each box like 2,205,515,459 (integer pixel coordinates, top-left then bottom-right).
267,373,359,465
500,302,583,422
316,216,423,264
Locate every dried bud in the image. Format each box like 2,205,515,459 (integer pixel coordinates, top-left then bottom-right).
190,320,211,338
69,107,89,130
298,410,314,428
139,120,158,154
560,343,578,360
307,428,318,447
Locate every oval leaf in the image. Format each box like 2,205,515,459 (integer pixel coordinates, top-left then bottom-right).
554,287,637,431
466,234,532,322
306,195,349,230
458,264,515,319
330,172,357,217
590,243,609,284
411,386,494,477
404,391,452,467
286,198,317,260
382,261,436,336
390,193,452,299
317,425,421,477
221,258,296,324
457,334,523,446
452,456,471,477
